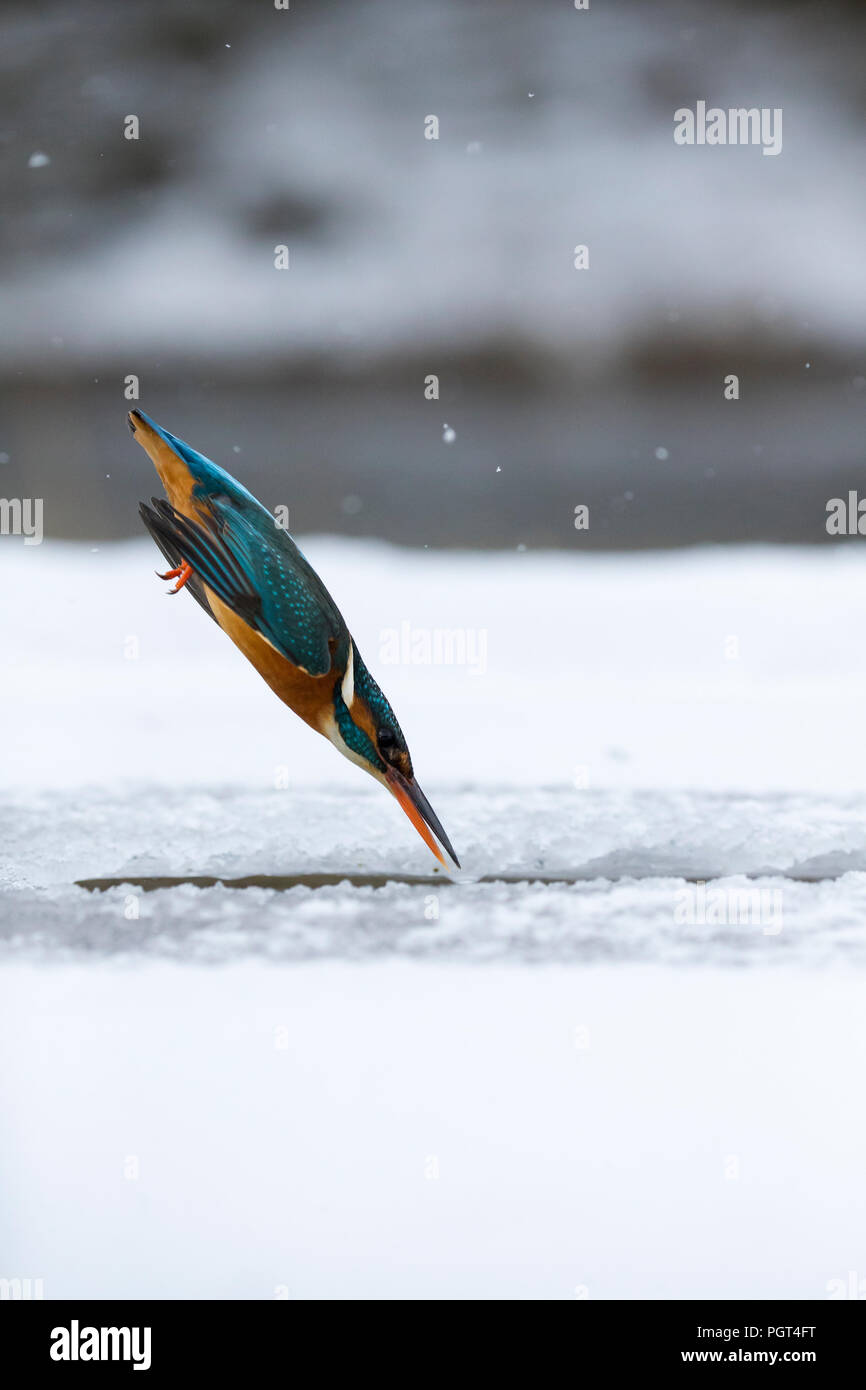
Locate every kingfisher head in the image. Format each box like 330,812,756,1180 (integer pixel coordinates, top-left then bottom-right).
324,641,460,871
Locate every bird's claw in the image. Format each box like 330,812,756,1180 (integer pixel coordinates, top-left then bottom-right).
157,561,193,593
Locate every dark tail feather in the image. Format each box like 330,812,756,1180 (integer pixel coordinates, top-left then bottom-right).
139,498,262,628
139,499,217,623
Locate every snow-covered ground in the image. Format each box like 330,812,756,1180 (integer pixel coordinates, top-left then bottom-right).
2,539,865,1296
3,962,864,1301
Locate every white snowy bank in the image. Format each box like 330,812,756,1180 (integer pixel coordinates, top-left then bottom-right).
3,539,866,963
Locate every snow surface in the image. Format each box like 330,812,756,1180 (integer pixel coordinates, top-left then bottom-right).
4,537,866,964
7,535,866,796
2,540,866,1296
2,962,865,1300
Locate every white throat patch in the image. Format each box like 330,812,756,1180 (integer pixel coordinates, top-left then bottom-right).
341,640,355,708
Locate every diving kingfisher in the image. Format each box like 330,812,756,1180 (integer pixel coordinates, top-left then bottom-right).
129,408,459,870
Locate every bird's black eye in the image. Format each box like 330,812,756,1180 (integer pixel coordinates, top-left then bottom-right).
378,727,396,751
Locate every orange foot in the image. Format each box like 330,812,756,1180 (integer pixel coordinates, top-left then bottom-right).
157,561,193,594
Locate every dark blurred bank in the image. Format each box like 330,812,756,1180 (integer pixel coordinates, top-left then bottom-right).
1,0,865,548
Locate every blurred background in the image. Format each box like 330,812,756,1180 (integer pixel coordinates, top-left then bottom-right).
1,0,865,549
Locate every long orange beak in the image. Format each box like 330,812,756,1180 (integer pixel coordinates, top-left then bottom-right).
385,768,460,870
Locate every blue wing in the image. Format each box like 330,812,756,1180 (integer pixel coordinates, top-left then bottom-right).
140,494,348,677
